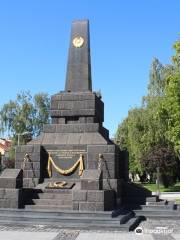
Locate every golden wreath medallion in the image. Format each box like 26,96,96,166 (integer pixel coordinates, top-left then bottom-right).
72,36,84,48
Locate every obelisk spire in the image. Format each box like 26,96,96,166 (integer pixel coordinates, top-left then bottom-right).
65,20,92,92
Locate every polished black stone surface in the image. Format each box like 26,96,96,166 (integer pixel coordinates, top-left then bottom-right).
65,20,92,92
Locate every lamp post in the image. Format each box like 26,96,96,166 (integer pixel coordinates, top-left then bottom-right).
156,166,160,197
17,132,31,146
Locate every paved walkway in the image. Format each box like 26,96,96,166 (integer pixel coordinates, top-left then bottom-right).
76,232,154,240
1,231,180,240
152,192,180,200
0,231,58,240
0,219,180,240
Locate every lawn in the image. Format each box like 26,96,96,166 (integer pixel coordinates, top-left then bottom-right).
139,182,180,192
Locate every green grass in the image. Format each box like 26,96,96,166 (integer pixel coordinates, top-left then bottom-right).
139,182,180,192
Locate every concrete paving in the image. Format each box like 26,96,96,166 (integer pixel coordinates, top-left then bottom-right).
159,192,180,201
152,192,180,200
1,231,180,240
172,234,180,240
0,231,59,240
76,232,154,240
1,218,180,240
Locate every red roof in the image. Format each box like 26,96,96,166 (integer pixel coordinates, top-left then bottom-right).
0,139,12,151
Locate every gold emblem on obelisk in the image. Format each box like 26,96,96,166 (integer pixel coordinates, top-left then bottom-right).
72,36,84,48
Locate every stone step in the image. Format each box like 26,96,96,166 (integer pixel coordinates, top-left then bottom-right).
32,199,72,206
146,200,170,206
25,204,73,211
40,180,81,191
0,218,129,231
41,188,73,194
0,217,121,227
122,197,147,205
146,196,159,202
120,211,135,224
37,193,72,200
135,209,180,218
141,204,175,210
0,212,128,222
0,212,125,223
0,212,140,231
0,208,113,218
129,216,146,231
43,178,81,183
0,214,122,224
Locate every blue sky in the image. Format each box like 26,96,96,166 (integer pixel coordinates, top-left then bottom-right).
0,0,179,137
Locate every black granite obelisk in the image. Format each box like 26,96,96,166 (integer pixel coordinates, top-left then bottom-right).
65,20,92,92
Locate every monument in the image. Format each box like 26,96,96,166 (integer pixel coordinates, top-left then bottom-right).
0,20,129,211
1,20,179,232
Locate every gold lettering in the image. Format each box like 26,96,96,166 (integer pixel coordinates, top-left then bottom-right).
47,149,86,159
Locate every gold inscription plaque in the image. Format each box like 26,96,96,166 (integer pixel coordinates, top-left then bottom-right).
48,149,86,159
47,153,85,177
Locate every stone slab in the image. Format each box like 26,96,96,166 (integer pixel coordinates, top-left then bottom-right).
0,169,22,179
45,182,75,189
81,180,102,190
0,188,22,208
50,92,104,121
51,92,96,101
51,100,96,110
172,234,180,239
87,191,104,202
0,199,19,208
23,178,39,188
81,169,101,179
50,109,95,117
76,232,154,240
43,123,100,133
0,169,23,189
79,201,104,211
0,231,58,240
73,190,87,201
81,170,102,190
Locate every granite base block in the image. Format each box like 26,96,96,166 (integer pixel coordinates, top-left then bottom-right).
72,190,87,201
79,202,104,211
0,169,23,189
87,191,104,202
81,180,102,190
72,202,79,211
0,188,22,208
23,178,39,188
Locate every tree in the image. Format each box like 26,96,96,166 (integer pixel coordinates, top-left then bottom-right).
147,58,165,97
140,144,177,187
116,42,179,183
142,58,168,147
160,41,180,154
32,93,50,136
116,58,167,174
0,91,50,145
116,107,147,173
